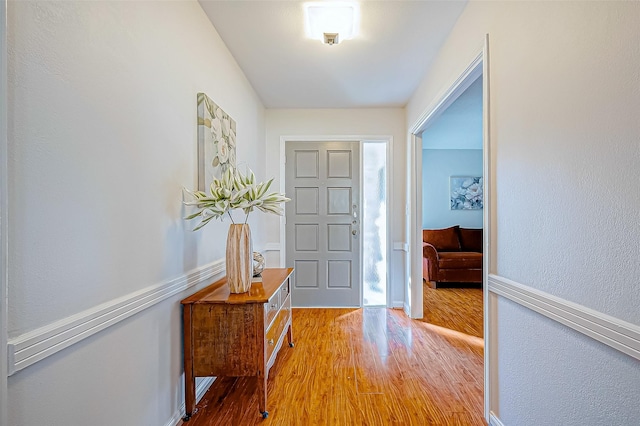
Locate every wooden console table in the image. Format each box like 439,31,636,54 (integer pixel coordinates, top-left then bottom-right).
181,268,294,420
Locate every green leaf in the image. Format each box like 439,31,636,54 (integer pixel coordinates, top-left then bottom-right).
184,211,203,220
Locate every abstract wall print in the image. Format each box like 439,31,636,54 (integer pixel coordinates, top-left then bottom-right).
197,93,237,191
450,176,483,210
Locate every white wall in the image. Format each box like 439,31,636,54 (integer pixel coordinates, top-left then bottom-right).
265,108,406,307
7,1,265,424
422,149,482,229
408,1,640,424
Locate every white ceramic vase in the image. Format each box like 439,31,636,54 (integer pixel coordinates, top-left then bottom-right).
226,224,253,293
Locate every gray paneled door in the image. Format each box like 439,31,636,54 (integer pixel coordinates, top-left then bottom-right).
285,141,361,307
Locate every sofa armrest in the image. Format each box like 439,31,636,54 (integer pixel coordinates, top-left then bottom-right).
422,242,439,281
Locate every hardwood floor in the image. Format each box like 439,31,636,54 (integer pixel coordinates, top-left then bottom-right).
180,283,484,425
418,283,484,338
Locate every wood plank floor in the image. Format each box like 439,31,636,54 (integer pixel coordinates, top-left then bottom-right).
180,283,484,425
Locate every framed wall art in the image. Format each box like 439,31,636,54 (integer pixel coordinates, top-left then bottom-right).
197,93,237,191
450,176,483,210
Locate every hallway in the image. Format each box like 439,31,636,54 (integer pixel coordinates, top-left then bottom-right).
182,286,484,425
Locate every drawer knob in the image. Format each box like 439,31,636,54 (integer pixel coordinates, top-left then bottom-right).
271,303,278,309
268,339,274,345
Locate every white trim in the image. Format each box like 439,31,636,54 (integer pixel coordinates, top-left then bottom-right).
7,260,225,375
407,41,490,418
481,34,493,421
408,133,423,319
409,51,483,135
488,274,640,361
165,409,183,426
383,139,393,308
0,0,8,421
489,412,505,426
279,138,287,268
166,377,216,426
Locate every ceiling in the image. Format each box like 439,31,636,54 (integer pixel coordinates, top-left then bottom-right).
198,1,468,109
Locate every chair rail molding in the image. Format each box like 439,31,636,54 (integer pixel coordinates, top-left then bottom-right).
488,274,640,361
7,259,225,375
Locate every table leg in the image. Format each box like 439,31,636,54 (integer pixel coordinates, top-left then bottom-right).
259,371,268,418
287,322,294,347
183,307,196,420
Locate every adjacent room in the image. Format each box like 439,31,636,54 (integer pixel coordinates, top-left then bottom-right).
420,75,484,339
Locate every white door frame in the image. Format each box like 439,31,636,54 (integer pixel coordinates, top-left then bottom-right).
1,0,9,421
407,36,493,420
280,135,394,307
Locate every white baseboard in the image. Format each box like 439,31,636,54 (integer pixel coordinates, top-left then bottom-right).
488,274,640,361
489,412,505,426
7,259,225,375
165,377,216,426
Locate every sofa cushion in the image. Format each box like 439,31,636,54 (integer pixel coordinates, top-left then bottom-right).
438,252,483,269
459,228,483,252
423,226,460,251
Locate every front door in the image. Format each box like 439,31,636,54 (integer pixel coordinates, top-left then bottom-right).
285,141,361,307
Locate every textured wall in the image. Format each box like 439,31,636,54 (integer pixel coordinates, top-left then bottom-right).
497,298,640,425
7,1,264,424
422,149,483,229
407,1,640,424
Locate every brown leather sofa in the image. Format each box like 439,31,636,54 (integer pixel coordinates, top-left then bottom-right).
422,225,483,287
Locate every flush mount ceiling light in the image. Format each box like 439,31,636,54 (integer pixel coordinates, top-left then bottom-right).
304,2,360,45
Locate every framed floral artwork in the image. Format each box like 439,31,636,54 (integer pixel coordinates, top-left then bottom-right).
197,93,237,191
450,176,483,210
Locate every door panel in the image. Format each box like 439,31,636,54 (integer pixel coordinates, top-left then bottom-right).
286,141,361,307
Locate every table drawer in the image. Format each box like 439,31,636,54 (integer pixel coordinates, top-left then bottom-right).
265,296,291,364
280,279,290,303
264,290,280,327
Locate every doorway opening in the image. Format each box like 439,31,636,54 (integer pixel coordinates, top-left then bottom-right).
362,141,387,306
408,38,491,420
